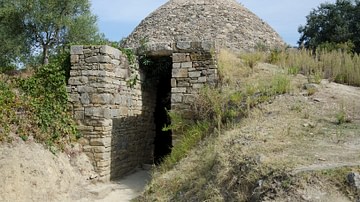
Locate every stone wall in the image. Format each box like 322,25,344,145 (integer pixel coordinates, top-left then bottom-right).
68,45,155,181
67,42,218,181
170,42,217,112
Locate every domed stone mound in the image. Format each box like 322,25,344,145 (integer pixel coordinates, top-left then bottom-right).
123,0,285,51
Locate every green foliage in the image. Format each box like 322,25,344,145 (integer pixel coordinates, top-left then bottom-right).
317,41,355,53
0,78,17,141
288,66,300,75
160,115,210,171
336,103,351,125
299,0,360,53
0,56,79,149
119,48,139,88
241,52,263,69
268,48,283,64
18,58,79,146
0,0,30,67
0,0,103,65
270,74,291,94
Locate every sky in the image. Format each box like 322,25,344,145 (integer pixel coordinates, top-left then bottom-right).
90,0,335,46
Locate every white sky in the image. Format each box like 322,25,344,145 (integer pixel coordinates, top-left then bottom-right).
90,0,335,46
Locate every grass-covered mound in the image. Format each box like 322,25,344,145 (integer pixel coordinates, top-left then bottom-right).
137,48,360,201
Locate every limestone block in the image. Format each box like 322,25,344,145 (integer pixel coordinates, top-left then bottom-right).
70,55,79,64
68,76,88,85
120,107,129,115
80,93,90,105
77,125,94,132
190,52,212,61
100,45,121,59
94,126,112,132
77,86,97,93
83,119,112,127
74,110,85,120
109,109,121,118
70,70,81,77
89,82,116,89
208,69,218,75
171,78,177,87
171,87,187,93
172,63,181,69
146,42,172,56
90,94,114,104
90,137,111,147
83,49,92,54
85,55,112,63
189,71,201,78
172,53,188,63
172,69,188,78
93,151,111,160
198,76,207,83
96,159,110,167
99,64,113,71
193,83,204,89
181,62,192,68
70,45,83,55
176,41,191,50
114,94,127,105
184,94,196,104
115,69,129,78
111,60,120,65
85,107,111,118
171,94,183,103
177,81,190,87
68,94,80,103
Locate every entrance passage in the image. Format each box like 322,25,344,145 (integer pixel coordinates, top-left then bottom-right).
143,56,173,164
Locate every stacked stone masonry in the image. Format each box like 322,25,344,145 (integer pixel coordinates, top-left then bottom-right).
68,45,155,181
67,42,218,181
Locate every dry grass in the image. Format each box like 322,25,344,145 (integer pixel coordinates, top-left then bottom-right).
217,49,250,86
137,49,360,201
272,48,360,86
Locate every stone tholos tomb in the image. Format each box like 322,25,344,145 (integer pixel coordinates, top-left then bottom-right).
67,0,284,181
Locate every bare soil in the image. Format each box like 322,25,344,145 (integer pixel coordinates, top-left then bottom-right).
0,139,151,202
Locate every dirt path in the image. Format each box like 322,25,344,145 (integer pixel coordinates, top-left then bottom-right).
88,170,151,202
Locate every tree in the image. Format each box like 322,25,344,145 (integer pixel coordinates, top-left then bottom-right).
298,0,360,52
0,0,104,66
0,1,29,67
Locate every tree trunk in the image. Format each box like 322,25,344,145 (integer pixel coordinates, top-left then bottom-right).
43,45,49,65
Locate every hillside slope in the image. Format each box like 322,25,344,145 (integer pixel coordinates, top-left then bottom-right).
0,139,150,202
138,65,360,201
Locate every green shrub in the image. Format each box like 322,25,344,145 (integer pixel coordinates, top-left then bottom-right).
270,74,291,95
288,66,300,75
0,79,16,141
241,52,263,69
268,48,282,64
18,58,79,148
161,115,210,171
0,55,79,150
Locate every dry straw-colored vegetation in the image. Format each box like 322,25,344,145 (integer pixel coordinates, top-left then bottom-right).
270,48,360,86
138,47,360,201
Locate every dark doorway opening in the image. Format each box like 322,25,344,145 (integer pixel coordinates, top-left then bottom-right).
141,56,173,164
